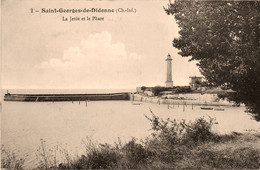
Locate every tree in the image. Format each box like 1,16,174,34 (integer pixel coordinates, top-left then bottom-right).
165,1,260,120
152,86,165,96
141,86,147,91
175,86,192,94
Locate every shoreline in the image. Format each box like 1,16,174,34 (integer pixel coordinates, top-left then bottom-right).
131,94,236,107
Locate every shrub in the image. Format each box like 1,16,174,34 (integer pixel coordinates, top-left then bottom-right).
71,140,121,169
122,138,150,168
143,110,217,165
184,117,216,144
144,109,216,146
1,145,26,170
141,86,147,91
35,139,61,169
83,145,119,169
152,86,166,96
175,86,192,93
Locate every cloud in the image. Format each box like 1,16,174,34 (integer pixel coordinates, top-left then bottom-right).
35,31,143,88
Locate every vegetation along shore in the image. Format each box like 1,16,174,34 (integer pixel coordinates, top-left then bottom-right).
2,112,259,169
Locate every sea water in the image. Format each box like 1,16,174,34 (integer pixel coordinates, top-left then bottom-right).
1,89,259,168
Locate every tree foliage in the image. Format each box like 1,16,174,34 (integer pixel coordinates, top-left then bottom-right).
152,86,166,96
165,1,260,120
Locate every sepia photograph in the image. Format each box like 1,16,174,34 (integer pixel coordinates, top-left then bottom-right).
1,0,260,169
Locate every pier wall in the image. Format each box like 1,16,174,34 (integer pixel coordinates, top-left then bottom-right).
131,94,233,106
4,93,130,102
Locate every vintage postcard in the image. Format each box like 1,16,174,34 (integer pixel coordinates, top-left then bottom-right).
1,0,259,169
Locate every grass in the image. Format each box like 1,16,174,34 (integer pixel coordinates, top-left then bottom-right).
1,112,260,169
173,133,260,169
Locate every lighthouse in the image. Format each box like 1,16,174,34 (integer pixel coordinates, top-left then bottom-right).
165,53,173,87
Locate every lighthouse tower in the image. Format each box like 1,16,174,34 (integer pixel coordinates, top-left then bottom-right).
165,53,173,88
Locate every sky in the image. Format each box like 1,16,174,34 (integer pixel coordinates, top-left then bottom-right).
1,0,202,89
